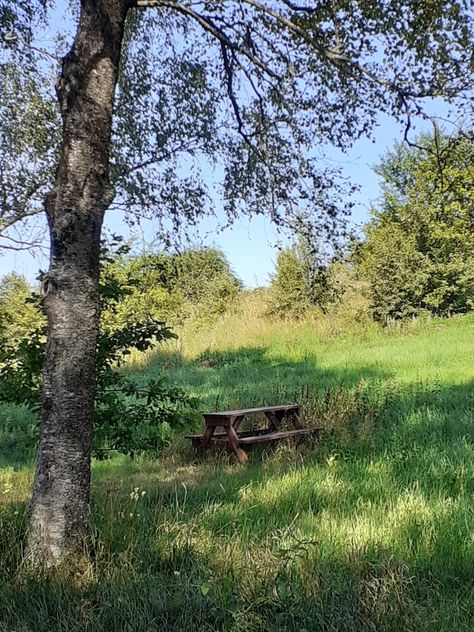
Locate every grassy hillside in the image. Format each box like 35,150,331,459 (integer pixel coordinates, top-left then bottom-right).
1,309,474,631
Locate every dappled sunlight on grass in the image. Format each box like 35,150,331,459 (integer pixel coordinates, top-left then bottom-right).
2,314,474,630
84,436,474,578
0,466,33,505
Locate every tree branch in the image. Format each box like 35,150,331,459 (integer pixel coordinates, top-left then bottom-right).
133,0,449,107
135,0,280,79
0,231,46,252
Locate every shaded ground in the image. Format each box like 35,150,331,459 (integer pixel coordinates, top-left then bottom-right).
1,318,474,630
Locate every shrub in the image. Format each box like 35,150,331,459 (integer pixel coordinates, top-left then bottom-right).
0,242,200,457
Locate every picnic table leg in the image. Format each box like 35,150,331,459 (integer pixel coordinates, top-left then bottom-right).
265,407,302,431
290,407,302,429
231,415,245,432
200,425,216,457
264,411,280,431
226,426,248,464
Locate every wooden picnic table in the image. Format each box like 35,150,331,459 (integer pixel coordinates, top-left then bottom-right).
186,404,321,463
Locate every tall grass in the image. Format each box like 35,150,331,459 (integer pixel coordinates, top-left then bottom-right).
1,303,474,631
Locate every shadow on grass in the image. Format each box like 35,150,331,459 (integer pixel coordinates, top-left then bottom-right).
1,349,474,630
2,422,474,632
132,345,392,418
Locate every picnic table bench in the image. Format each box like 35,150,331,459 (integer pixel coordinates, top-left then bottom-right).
186,404,321,464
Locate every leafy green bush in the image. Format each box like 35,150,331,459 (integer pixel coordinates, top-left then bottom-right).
0,273,45,341
174,248,242,313
99,246,242,329
94,377,197,456
267,238,338,318
99,247,185,330
0,242,200,457
0,327,44,407
358,130,474,322
358,223,431,321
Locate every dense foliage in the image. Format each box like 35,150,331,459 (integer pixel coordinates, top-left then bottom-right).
358,131,474,322
0,243,245,455
101,245,242,328
0,274,45,404
267,238,338,318
268,129,474,325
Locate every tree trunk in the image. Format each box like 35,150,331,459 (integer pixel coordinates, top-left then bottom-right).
28,0,129,565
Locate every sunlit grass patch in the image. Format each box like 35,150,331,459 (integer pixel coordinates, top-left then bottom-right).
2,312,474,630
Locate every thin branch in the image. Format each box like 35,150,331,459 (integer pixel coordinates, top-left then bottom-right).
239,0,350,63
2,32,60,62
0,206,44,230
135,0,280,79
220,42,260,155
113,139,200,178
0,232,46,252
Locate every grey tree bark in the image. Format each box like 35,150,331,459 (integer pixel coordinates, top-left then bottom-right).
28,0,130,564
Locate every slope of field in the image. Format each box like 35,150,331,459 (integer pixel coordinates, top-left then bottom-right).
1,311,474,631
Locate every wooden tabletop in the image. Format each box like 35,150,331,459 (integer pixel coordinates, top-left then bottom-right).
203,404,298,418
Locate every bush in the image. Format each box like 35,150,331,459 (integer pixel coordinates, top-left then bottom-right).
94,377,198,456
0,242,201,457
173,248,242,321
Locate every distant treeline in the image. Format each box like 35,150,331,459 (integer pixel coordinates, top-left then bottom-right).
2,129,473,338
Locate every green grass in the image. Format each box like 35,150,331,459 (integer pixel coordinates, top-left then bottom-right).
1,311,474,630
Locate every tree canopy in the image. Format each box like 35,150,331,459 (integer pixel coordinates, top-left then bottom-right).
1,0,473,248
358,129,474,321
